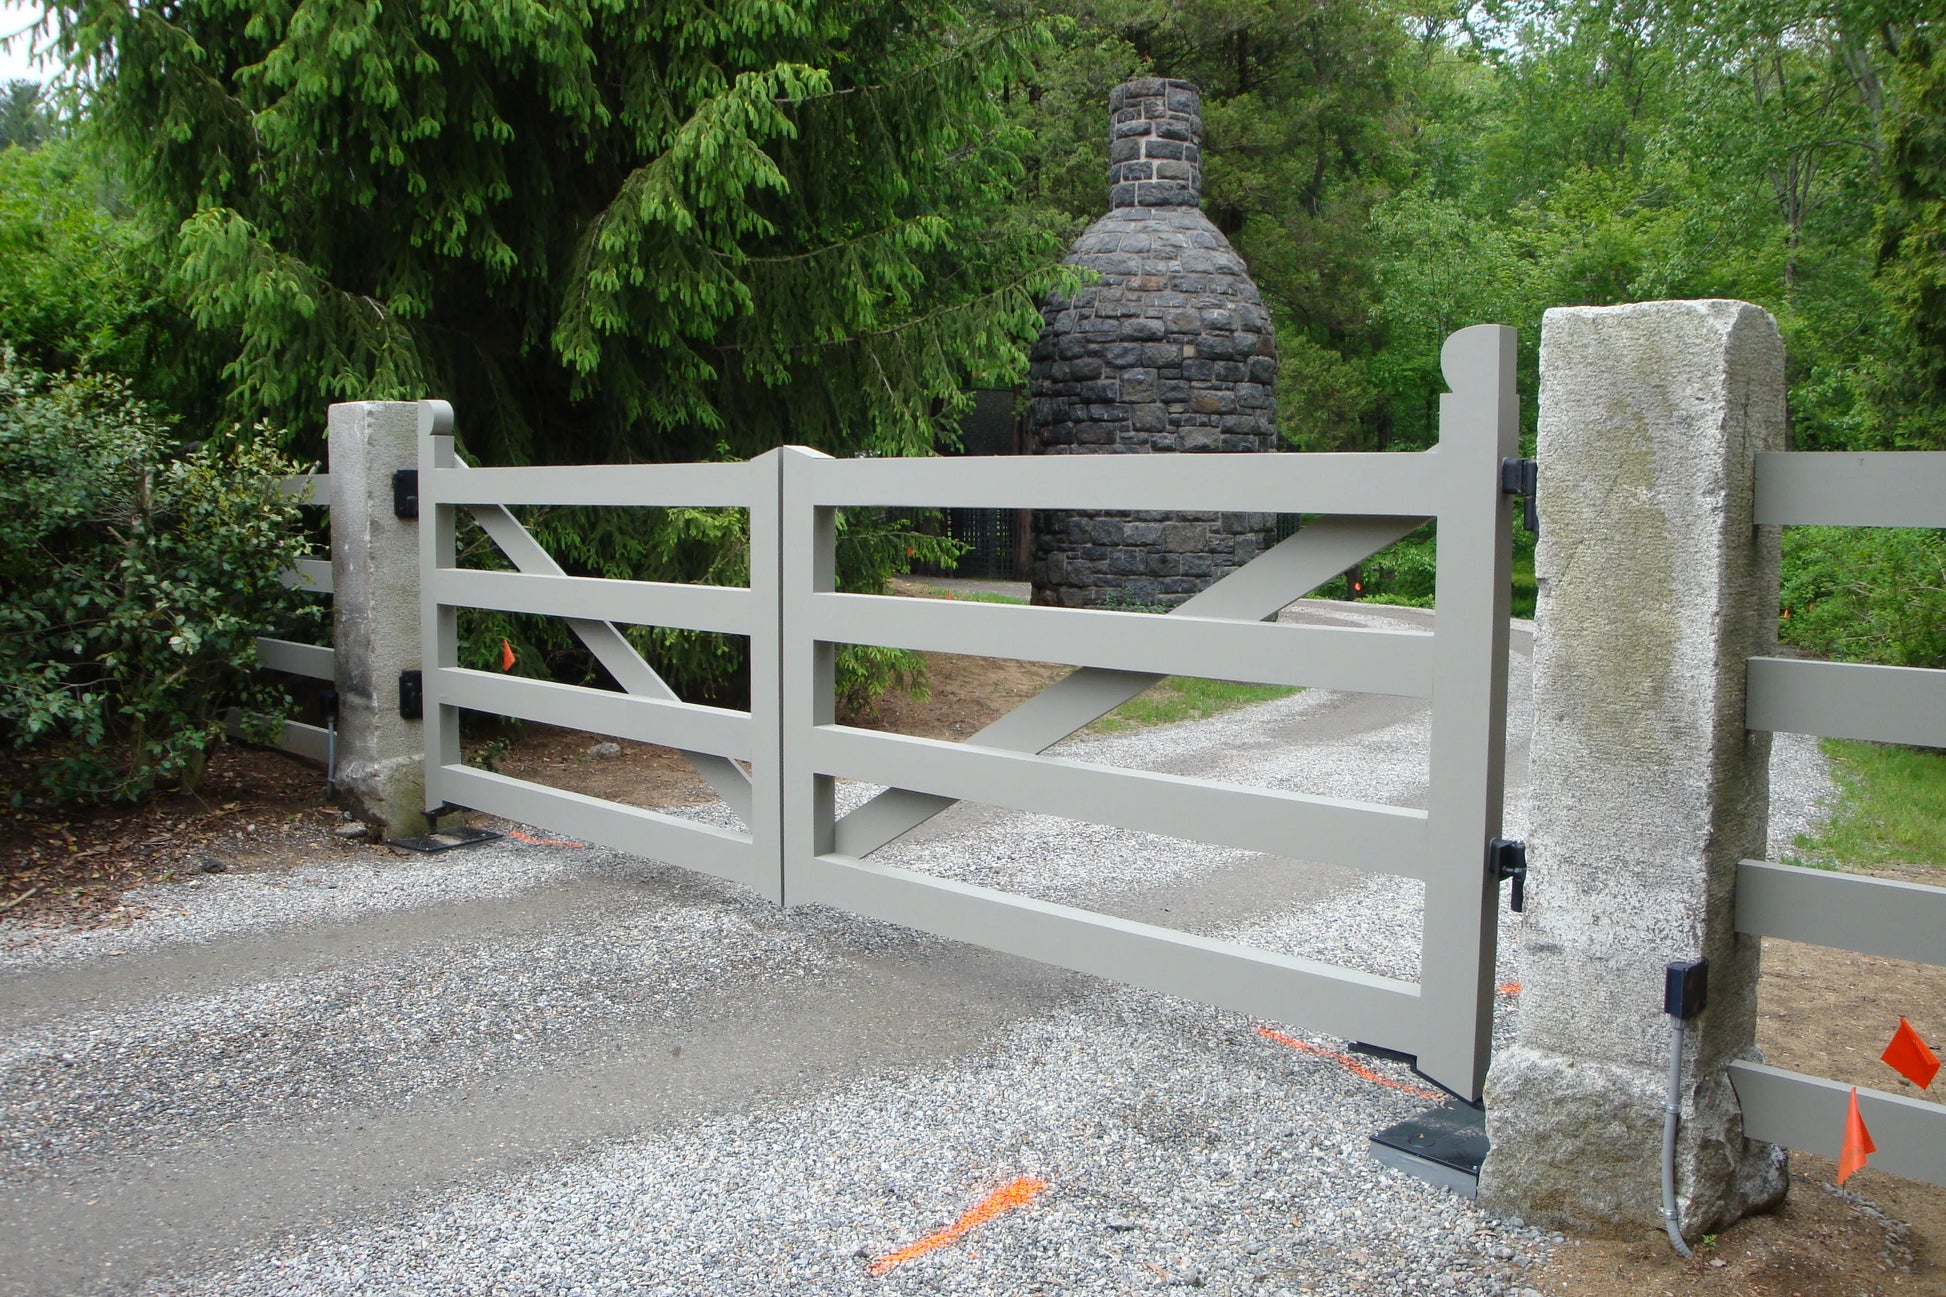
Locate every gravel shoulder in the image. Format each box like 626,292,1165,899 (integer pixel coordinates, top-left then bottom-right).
0,604,1845,1297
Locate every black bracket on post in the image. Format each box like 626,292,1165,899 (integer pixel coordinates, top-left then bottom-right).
398,668,423,720
1500,457,1538,534
1488,837,1528,913
392,468,419,519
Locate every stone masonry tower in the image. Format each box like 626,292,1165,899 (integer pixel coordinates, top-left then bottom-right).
1027,78,1278,609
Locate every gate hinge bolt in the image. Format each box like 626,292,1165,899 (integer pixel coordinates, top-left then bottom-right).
1500,457,1538,534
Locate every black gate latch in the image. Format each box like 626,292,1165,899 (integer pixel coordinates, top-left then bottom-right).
399,669,423,720
1500,457,1538,534
1488,838,1528,912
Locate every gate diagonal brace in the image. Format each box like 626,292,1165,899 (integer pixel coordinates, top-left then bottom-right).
448,461,756,824
832,514,1429,859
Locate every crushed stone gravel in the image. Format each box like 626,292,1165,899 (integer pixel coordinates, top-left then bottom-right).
0,608,1836,1296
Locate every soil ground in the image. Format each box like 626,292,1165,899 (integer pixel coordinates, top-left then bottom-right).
2,649,1940,1297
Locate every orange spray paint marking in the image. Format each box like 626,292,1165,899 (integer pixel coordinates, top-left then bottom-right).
506,830,586,848
1497,981,1522,996
869,1177,1046,1276
1254,1026,1445,1102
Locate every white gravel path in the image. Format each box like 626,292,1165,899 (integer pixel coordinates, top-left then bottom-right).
0,609,1838,1297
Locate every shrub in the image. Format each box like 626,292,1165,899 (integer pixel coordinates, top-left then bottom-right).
1780,526,1946,669
0,355,319,805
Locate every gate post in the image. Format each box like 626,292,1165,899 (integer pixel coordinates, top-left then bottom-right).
327,401,427,837
1477,301,1788,1235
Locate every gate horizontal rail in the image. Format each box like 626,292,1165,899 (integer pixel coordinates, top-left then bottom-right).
429,460,756,507
808,594,1434,697
1746,657,1944,749
433,568,758,635
433,668,752,758
1736,859,1945,966
786,446,1445,515
808,725,1428,877
789,850,1422,1045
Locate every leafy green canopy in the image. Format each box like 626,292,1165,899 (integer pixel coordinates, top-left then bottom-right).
54,0,1070,466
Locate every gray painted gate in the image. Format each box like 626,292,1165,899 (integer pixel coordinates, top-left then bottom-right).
416,324,1520,1102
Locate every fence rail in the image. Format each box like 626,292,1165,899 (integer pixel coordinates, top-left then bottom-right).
1730,1062,1946,1184
1736,859,1945,966
1739,446,1946,1189
229,472,336,765
1753,451,1946,528
1746,657,1945,749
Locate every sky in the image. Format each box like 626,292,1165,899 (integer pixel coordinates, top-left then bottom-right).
1,3,50,86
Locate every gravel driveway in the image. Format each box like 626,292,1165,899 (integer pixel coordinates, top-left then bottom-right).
0,602,1832,1296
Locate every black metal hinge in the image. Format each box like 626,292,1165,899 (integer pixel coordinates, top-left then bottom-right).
1500,457,1538,534
399,669,423,720
393,468,419,519
1488,837,1528,913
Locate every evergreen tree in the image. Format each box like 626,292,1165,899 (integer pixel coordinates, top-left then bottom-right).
1873,15,1946,449
53,0,1069,466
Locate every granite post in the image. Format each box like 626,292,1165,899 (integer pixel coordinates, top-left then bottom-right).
1477,301,1789,1234
328,401,428,838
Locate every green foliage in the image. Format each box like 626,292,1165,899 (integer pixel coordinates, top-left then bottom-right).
1790,738,1946,871
1869,20,1946,450
53,0,1073,465
1780,526,1946,669
0,135,223,424
0,78,55,150
0,355,319,805
0,138,148,379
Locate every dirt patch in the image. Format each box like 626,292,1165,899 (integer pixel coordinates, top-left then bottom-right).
1535,917,1946,1297
0,742,369,939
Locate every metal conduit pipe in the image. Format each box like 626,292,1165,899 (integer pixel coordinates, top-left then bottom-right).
1661,1014,1693,1258
1660,958,1708,1258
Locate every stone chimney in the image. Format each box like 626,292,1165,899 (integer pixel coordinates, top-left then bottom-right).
1108,78,1204,208
1027,79,1279,610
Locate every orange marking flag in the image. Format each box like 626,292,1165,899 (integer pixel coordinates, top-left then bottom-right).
1837,1087,1877,1185
1254,1026,1445,1102
500,638,517,671
1882,1017,1940,1090
869,1177,1046,1277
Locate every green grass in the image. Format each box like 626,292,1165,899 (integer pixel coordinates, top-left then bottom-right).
1089,677,1298,733
914,585,1028,605
1789,739,1946,872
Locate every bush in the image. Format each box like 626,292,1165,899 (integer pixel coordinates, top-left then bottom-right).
1780,526,1946,669
0,355,319,805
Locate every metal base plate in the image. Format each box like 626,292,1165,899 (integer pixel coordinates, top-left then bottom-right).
388,825,502,853
1368,1102,1487,1199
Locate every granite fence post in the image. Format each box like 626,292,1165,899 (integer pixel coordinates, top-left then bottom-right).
328,401,427,838
1477,301,1789,1234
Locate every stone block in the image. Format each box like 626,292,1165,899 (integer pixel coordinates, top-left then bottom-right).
1477,300,1789,1237
328,401,427,838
